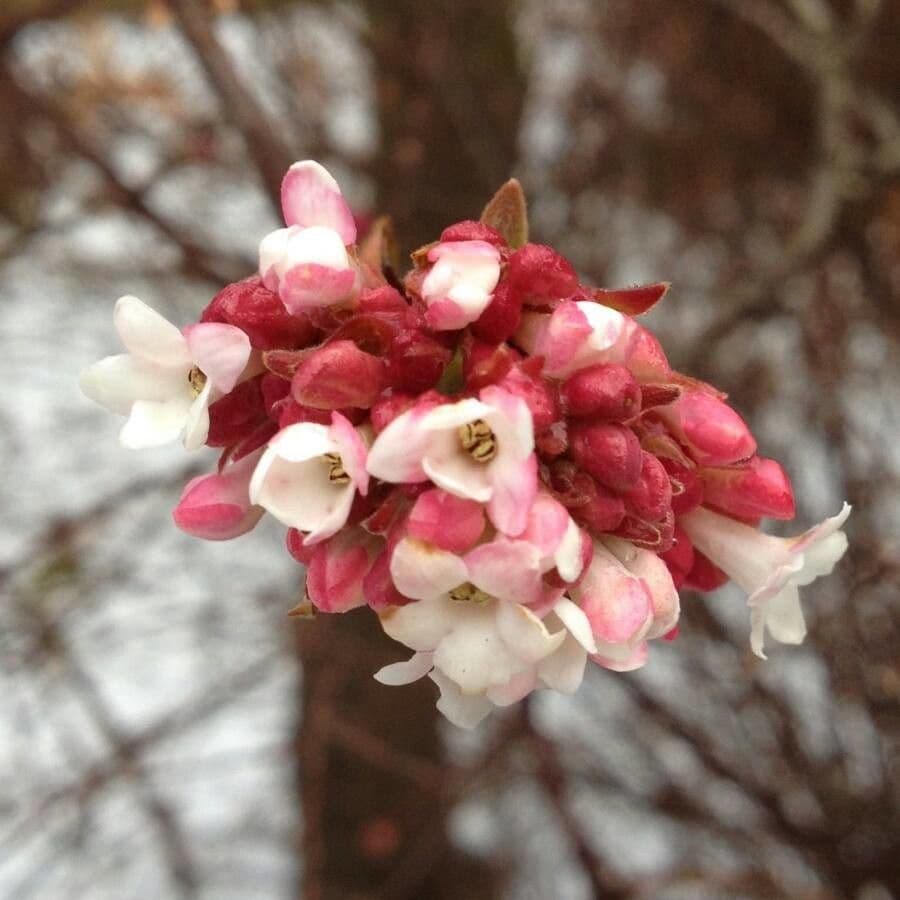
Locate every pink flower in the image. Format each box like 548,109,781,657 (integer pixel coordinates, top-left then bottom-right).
421,240,501,330
680,503,851,657
80,295,251,450
258,161,359,314
173,448,265,540
366,385,537,536
249,411,369,545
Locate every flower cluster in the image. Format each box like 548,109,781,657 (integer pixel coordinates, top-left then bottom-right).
80,160,851,728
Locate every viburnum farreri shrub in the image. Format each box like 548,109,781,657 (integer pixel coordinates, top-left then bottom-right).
80,161,850,728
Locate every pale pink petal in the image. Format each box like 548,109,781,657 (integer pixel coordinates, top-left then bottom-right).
534,301,592,377
407,489,486,553
520,494,570,559
183,322,251,393
425,299,472,331
389,538,469,601
429,670,493,729
422,240,500,328
120,397,192,449
279,263,357,314
374,651,435,686
486,452,537,537
464,539,543,606
421,398,492,431
280,160,356,245
422,430,493,503
555,518,586,582
114,295,191,369
494,601,566,664
258,226,292,289
591,640,649,672
329,411,369,496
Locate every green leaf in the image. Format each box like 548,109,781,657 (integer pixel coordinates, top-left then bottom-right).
434,346,465,395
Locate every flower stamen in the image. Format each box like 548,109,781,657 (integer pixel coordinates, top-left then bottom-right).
188,365,207,397
458,419,497,463
324,452,351,484
448,582,493,604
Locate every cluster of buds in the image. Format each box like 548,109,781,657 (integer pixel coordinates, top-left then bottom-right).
80,161,851,728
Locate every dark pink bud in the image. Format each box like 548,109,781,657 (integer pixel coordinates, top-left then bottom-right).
385,329,451,393
463,339,519,390
407,489,485,553
659,525,694,588
277,400,333,429
572,482,627,534
684,549,729,592
470,280,523,343
560,364,640,421
699,456,796,521
622,323,670,381
286,528,316,565
506,243,578,304
658,389,757,466
206,375,267,447
498,364,559,432
201,276,317,350
358,284,411,318
622,451,672,522
260,373,291,416
440,220,507,247
569,422,643,492
292,340,386,409
547,459,599,510
329,314,397,357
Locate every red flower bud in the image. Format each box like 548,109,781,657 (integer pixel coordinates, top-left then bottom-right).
699,456,796,521
659,525,695,588
547,459,598,509
206,375,267,447
440,220,507,247
470,280,523,343
684,549,729,592
462,339,519,390
506,243,578,303
559,363,641,421
572,482,626,534
661,458,704,516
385,329,451,393
498,364,559,432
260,373,291,416
622,451,672,522
569,422,643,492
291,340,386,409
201,276,316,350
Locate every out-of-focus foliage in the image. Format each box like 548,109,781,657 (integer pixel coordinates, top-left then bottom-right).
0,1,897,899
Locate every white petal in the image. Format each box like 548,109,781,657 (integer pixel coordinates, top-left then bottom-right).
114,296,190,368
795,531,848,585
429,670,493,729
389,538,469,601
761,585,807,646
379,596,458,652
495,601,566,664
280,225,350,275
374,652,435,686
79,354,184,415
182,381,213,450
552,598,598,653
268,423,336,462
554,519,585,582
184,323,251,393
119,397,192,449
422,429,493,502
538,634,588,694
486,670,538,706
421,398,492,432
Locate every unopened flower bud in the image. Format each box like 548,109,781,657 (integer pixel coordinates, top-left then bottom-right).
386,330,451,393
699,456,795,521
622,451,672,522
569,422,642,492
684,549,729,591
572,482,627,534
559,363,640,421
498,363,559,432
292,339,386,409
506,243,579,304
462,339,519,390
407,489,486,553
440,220,506,247
206,375,267,447
471,280,523,343
659,525,695,588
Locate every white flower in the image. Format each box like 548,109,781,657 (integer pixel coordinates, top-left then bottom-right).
680,503,851,657
249,412,369,545
421,240,501,330
79,296,251,450
372,535,596,728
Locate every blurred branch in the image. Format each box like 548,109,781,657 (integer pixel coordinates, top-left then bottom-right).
168,0,293,212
